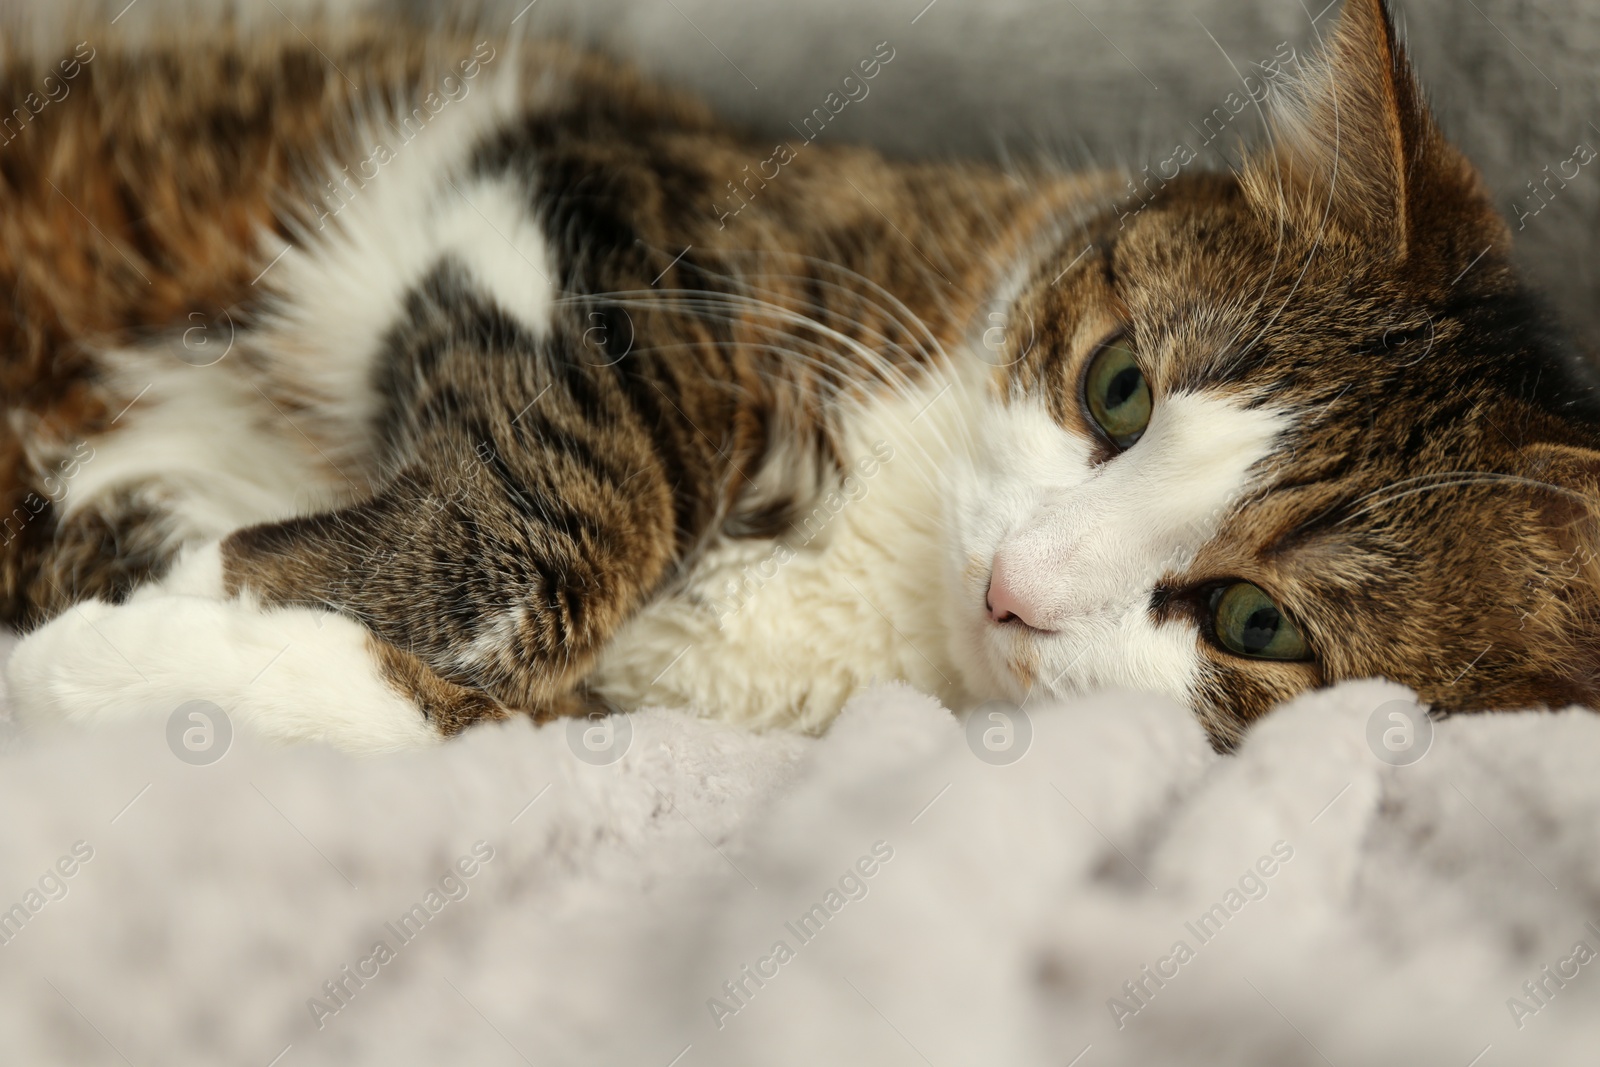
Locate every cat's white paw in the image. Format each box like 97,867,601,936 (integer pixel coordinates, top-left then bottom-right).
6,593,439,753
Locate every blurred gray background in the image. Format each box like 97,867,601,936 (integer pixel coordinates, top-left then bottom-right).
24,0,1600,343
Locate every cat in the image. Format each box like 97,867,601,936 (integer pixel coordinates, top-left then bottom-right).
1,0,1596,753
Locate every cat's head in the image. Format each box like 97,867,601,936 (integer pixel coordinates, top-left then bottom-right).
953,0,1600,748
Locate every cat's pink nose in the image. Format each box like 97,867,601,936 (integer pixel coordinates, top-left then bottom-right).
986,558,1047,630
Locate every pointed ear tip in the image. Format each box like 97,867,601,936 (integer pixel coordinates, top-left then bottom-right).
1335,0,1398,29
1329,0,1408,64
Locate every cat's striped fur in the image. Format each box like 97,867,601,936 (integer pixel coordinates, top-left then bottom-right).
3,0,1598,751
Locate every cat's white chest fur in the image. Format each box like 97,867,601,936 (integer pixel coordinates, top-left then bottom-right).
591,375,983,731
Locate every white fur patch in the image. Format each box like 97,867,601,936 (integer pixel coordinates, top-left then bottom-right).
430,177,560,333
250,74,552,467
592,372,983,731
6,588,437,754
59,351,344,544
948,389,1287,708
146,539,227,599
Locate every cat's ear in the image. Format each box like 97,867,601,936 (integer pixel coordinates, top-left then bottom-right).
1242,0,1505,262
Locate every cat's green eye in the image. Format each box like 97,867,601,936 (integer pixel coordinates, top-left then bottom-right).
1083,338,1152,449
1209,583,1310,661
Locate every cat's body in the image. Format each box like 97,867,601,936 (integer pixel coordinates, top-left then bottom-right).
0,31,1071,744
4,1,1599,753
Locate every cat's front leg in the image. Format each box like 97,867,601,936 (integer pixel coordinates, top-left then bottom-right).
212,440,671,734
206,318,721,735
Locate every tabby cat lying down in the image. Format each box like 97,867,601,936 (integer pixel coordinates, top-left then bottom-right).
1,0,1596,753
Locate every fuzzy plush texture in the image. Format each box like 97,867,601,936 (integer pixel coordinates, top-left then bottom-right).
2,657,1598,1065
